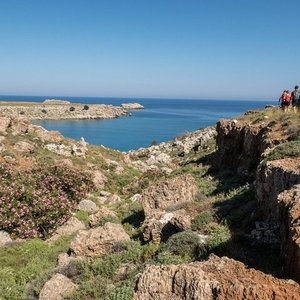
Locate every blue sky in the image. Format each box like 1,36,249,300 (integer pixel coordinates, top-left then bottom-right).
0,0,299,100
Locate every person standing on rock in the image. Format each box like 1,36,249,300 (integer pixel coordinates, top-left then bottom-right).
279,90,287,110
291,85,299,113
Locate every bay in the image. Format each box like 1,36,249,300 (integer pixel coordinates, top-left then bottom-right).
0,96,271,151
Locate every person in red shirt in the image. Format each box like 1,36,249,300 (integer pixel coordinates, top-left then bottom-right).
284,90,291,112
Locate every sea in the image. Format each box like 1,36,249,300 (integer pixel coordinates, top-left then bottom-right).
0,95,272,152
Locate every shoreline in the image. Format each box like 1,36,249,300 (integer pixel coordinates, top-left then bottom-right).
0,101,143,120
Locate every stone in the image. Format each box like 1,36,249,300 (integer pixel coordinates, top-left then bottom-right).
47,217,85,244
133,255,300,300
13,141,34,153
130,194,142,202
106,194,121,204
91,170,108,189
44,143,72,157
78,199,99,215
89,208,117,227
70,222,130,258
10,117,30,135
141,174,197,242
0,117,11,135
121,103,144,109
29,125,63,143
39,273,77,300
0,231,12,247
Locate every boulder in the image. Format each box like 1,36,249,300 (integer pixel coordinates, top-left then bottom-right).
141,174,197,242
0,231,12,247
133,255,300,300
106,193,122,204
44,143,72,157
10,117,30,135
78,199,99,215
91,170,108,189
0,117,11,135
89,208,117,227
39,273,77,300
70,222,130,257
47,217,85,244
13,141,34,153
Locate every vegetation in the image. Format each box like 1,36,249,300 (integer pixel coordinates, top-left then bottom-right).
264,141,300,161
0,163,94,239
0,236,73,300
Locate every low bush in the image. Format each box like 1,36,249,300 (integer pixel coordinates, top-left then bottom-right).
264,141,300,161
69,106,75,112
163,231,200,259
0,163,94,239
83,105,89,110
191,211,214,231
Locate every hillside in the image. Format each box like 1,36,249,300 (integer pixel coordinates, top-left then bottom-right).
0,107,299,300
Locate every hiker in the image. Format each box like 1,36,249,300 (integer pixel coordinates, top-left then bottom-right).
291,85,299,113
284,90,291,112
279,90,287,110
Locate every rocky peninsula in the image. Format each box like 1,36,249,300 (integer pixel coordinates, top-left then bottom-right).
0,99,144,120
0,107,300,300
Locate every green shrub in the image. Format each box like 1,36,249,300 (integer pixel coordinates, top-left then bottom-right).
74,211,89,224
265,141,300,161
69,106,75,112
191,211,214,231
163,231,200,259
155,250,191,265
205,222,231,251
41,109,47,114
83,105,89,110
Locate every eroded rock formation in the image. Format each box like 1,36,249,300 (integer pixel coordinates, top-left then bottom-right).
133,255,300,300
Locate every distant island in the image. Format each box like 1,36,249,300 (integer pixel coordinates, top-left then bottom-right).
0,99,144,120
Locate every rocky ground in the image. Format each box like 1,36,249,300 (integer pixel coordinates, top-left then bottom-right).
0,100,144,120
0,107,299,300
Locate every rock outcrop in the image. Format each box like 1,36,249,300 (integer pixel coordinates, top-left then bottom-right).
0,102,127,120
256,158,300,281
39,273,77,300
133,255,300,300
215,119,287,177
141,174,197,242
70,222,130,257
121,103,144,109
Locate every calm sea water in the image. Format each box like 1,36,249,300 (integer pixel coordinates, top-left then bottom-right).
0,95,270,151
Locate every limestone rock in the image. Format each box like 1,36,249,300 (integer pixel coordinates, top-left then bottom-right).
78,199,99,215
0,117,10,135
141,174,197,242
106,193,122,204
89,208,117,227
29,125,63,143
47,217,85,244
91,170,108,189
121,103,144,109
14,141,34,153
0,231,12,247
70,222,130,257
39,273,77,300
10,117,30,135
133,255,300,300
45,143,72,157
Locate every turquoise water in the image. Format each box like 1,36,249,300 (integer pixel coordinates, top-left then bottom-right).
0,96,269,151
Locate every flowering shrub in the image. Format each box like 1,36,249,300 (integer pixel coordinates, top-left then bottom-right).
0,164,94,239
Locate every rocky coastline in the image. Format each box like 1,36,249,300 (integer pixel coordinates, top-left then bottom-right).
0,107,300,300
0,100,144,120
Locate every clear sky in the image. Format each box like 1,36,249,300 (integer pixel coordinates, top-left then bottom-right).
0,0,299,100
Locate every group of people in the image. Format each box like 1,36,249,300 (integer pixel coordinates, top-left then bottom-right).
279,85,299,112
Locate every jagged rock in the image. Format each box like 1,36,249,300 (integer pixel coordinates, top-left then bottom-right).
13,141,34,153
121,103,144,109
141,174,197,242
70,222,130,258
0,231,12,247
10,117,30,135
28,125,63,143
72,139,88,158
133,255,300,300
45,143,72,157
47,217,85,244
39,273,77,300
130,194,142,202
91,170,108,189
89,208,117,227
256,158,300,282
78,199,99,215
0,117,10,134
106,194,122,204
